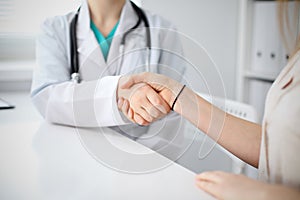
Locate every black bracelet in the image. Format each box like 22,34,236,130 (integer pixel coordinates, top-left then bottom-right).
171,85,186,110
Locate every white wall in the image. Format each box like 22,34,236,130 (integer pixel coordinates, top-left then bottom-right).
0,0,81,91
143,0,239,99
0,0,81,34
0,0,240,96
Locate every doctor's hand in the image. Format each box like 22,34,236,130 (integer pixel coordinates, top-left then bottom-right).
195,171,300,200
117,77,171,126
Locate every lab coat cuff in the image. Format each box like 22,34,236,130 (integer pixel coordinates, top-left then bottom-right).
112,76,131,125
94,75,130,126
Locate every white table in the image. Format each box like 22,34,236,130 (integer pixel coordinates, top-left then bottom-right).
0,92,215,200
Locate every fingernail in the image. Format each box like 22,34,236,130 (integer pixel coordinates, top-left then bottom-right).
137,120,143,126
147,116,153,123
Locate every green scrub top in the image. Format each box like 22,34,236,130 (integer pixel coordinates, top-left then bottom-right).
90,20,119,61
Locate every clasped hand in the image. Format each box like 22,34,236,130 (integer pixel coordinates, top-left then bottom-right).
117,78,169,126
117,73,182,126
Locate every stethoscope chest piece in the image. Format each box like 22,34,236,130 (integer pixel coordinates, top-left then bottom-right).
71,72,80,83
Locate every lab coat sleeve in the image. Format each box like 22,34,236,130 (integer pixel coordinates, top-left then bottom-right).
31,17,129,127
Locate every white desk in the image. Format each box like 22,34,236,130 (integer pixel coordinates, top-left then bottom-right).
0,92,215,200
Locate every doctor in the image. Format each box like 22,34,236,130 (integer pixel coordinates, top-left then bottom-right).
31,0,185,144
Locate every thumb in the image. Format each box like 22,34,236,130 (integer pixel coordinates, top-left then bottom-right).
120,76,136,89
121,73,148,89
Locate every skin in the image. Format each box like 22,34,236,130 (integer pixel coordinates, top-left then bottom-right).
119,72,261,167
89,0,171,123
117,82,170,126
118,72,300,200
117,73,170,126
88,0,125,37
195,171,300,200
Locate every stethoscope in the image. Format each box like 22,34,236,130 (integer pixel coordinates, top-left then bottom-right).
70,1,151,83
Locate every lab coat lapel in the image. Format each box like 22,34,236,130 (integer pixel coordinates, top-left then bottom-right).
76,0,106,72
75,0,141,77
106,0,140,74
112,0,139,40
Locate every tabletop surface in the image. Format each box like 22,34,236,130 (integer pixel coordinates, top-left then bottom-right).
0,92,215,200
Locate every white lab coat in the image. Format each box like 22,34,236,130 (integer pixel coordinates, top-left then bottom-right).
31,0,186,153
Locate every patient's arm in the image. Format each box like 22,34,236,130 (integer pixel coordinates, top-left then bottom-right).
119,72,262,168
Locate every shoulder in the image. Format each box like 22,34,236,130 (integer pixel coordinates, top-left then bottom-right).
291,50,300,74
270,50,300,131
37,12,76,57
143,9,177,30
39,12,75,36
281,50,300,90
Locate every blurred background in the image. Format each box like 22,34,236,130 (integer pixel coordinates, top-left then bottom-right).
1,0,298,121
0,0,80,91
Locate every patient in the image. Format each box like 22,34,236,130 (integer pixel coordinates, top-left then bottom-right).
117,0,300,198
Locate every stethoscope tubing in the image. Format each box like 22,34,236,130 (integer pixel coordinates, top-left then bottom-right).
70,1,151,83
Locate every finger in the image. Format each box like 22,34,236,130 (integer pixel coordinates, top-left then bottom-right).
121,100,134,121
147,106,163,119
146,89,170,114
195,180,222,199
121,100,137,123
195,171,225,184
134,112,150,126
121,99,130,115
117,97,124,110
128,107,134,120
134,107,153,123
121,76,135,89
139,98,162,119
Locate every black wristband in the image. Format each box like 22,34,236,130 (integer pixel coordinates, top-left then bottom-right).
171,85,186,111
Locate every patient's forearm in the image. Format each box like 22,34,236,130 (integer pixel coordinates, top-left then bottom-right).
173,86,262,167
264,184,300,200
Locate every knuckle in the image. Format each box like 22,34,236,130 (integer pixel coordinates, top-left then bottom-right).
142,72,149,77
142,112,152,122
152,97,162,106
139,85,148,92
130,97,140,105
149,107,160,118
134,116,144,125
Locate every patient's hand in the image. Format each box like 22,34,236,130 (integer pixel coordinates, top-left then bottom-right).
117,77,170,126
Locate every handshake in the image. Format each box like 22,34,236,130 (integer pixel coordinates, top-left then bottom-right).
117,72,184,126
